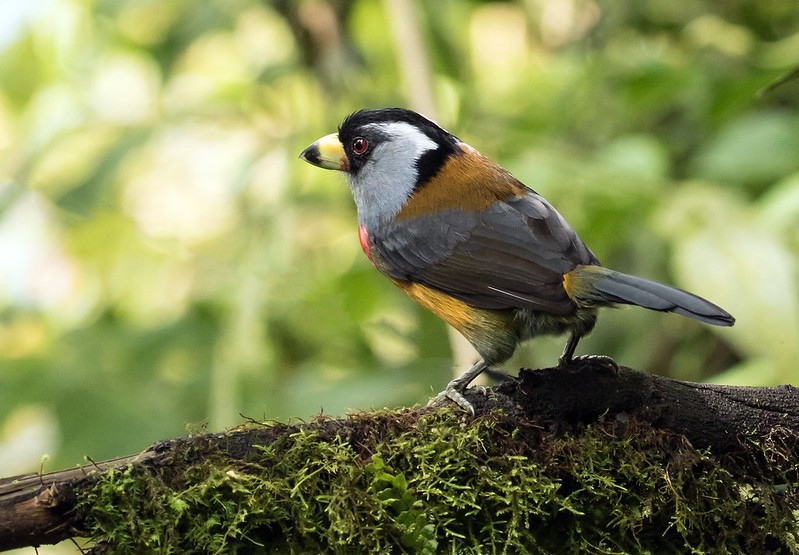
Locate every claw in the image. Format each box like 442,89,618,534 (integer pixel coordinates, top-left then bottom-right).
472,385,489,396
428,386,475,416
559,353,619,372
427,360,489,416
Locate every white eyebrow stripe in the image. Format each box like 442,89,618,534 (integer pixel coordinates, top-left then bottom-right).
369,121,438,148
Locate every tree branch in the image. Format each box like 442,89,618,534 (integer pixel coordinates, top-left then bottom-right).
504,363,799,452
1,362,797,552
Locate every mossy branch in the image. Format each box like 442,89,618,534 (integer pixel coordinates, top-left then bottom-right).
1,362,798,553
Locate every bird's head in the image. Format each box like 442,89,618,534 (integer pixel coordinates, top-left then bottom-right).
300,108,460,228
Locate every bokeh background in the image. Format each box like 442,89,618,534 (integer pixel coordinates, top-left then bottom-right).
1,0,798,524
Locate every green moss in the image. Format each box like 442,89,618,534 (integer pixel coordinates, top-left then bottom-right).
80,408,799,554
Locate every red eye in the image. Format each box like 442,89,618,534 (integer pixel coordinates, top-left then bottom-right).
351,137,368,155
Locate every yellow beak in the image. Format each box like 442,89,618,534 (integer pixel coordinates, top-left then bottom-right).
299,133,349,172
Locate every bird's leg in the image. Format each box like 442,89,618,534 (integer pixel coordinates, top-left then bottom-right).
558,332,580,366
558,331,619,371
428,359,489,416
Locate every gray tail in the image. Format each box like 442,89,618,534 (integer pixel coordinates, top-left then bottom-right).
577,267,735,326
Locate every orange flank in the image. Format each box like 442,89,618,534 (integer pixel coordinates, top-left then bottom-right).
392,280,512,334
391,279,516,362
395,281,476,331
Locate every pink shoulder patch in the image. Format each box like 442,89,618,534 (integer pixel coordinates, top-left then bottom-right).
358,224,372,259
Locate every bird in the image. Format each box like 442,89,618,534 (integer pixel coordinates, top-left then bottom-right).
300,108,734,413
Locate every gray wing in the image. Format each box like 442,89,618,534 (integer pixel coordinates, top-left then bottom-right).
371,194,599,315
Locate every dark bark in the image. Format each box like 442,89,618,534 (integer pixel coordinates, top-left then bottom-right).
504,363,799,453
0,362,797,552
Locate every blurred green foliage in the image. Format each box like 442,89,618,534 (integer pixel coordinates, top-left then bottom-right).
0,0,797,478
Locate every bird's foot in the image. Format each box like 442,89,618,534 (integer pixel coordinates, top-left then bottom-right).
428,382,489,416
558,354,619,373
427,360,490,416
